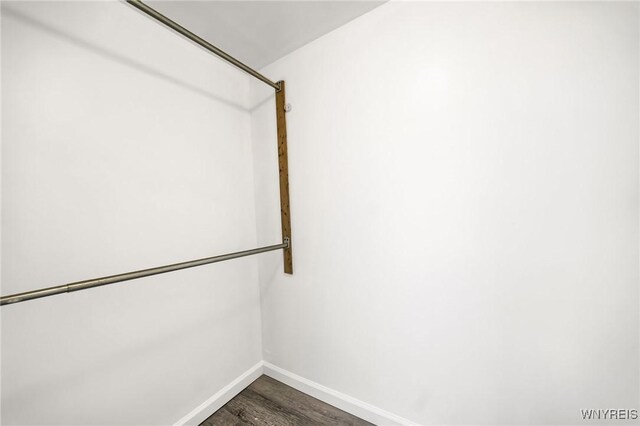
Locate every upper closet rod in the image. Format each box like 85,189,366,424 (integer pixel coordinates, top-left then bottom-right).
126,0,281,91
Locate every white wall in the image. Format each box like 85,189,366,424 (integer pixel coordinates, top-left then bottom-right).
251,2,639,425
1,2,262,424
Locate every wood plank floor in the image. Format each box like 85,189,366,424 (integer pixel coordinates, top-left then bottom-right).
200,375,374,426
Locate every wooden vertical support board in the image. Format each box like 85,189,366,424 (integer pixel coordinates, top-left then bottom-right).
276,81,293,274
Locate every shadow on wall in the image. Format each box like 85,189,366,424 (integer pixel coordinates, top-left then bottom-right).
1,5,248,112
1,278,258,413
250,93,275,113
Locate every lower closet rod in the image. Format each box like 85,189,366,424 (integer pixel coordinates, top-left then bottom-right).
0,240,289,306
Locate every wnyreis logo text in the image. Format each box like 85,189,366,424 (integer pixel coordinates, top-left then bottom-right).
581,409,638,420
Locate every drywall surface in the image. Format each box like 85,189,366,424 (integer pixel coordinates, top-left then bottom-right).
251,2,640,424
147,0,386,70
1,2,262,424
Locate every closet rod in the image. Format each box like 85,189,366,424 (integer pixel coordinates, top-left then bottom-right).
0,241,288,306
126,0,281,91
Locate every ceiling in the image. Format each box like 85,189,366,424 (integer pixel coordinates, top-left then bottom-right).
147,1,386,69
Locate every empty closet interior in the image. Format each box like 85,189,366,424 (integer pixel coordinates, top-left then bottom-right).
1,1,638,425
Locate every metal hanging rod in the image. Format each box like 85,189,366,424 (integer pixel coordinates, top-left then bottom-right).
1,1,294,307
0,241,288,306
126,0,281,91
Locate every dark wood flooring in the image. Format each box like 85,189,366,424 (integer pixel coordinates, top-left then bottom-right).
200,375,374,426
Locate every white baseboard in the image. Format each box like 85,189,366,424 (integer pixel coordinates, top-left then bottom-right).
263,362,417,426
173,360,415,426
173,361,264,426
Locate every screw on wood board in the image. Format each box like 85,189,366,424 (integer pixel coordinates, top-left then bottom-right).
285,103,292,112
